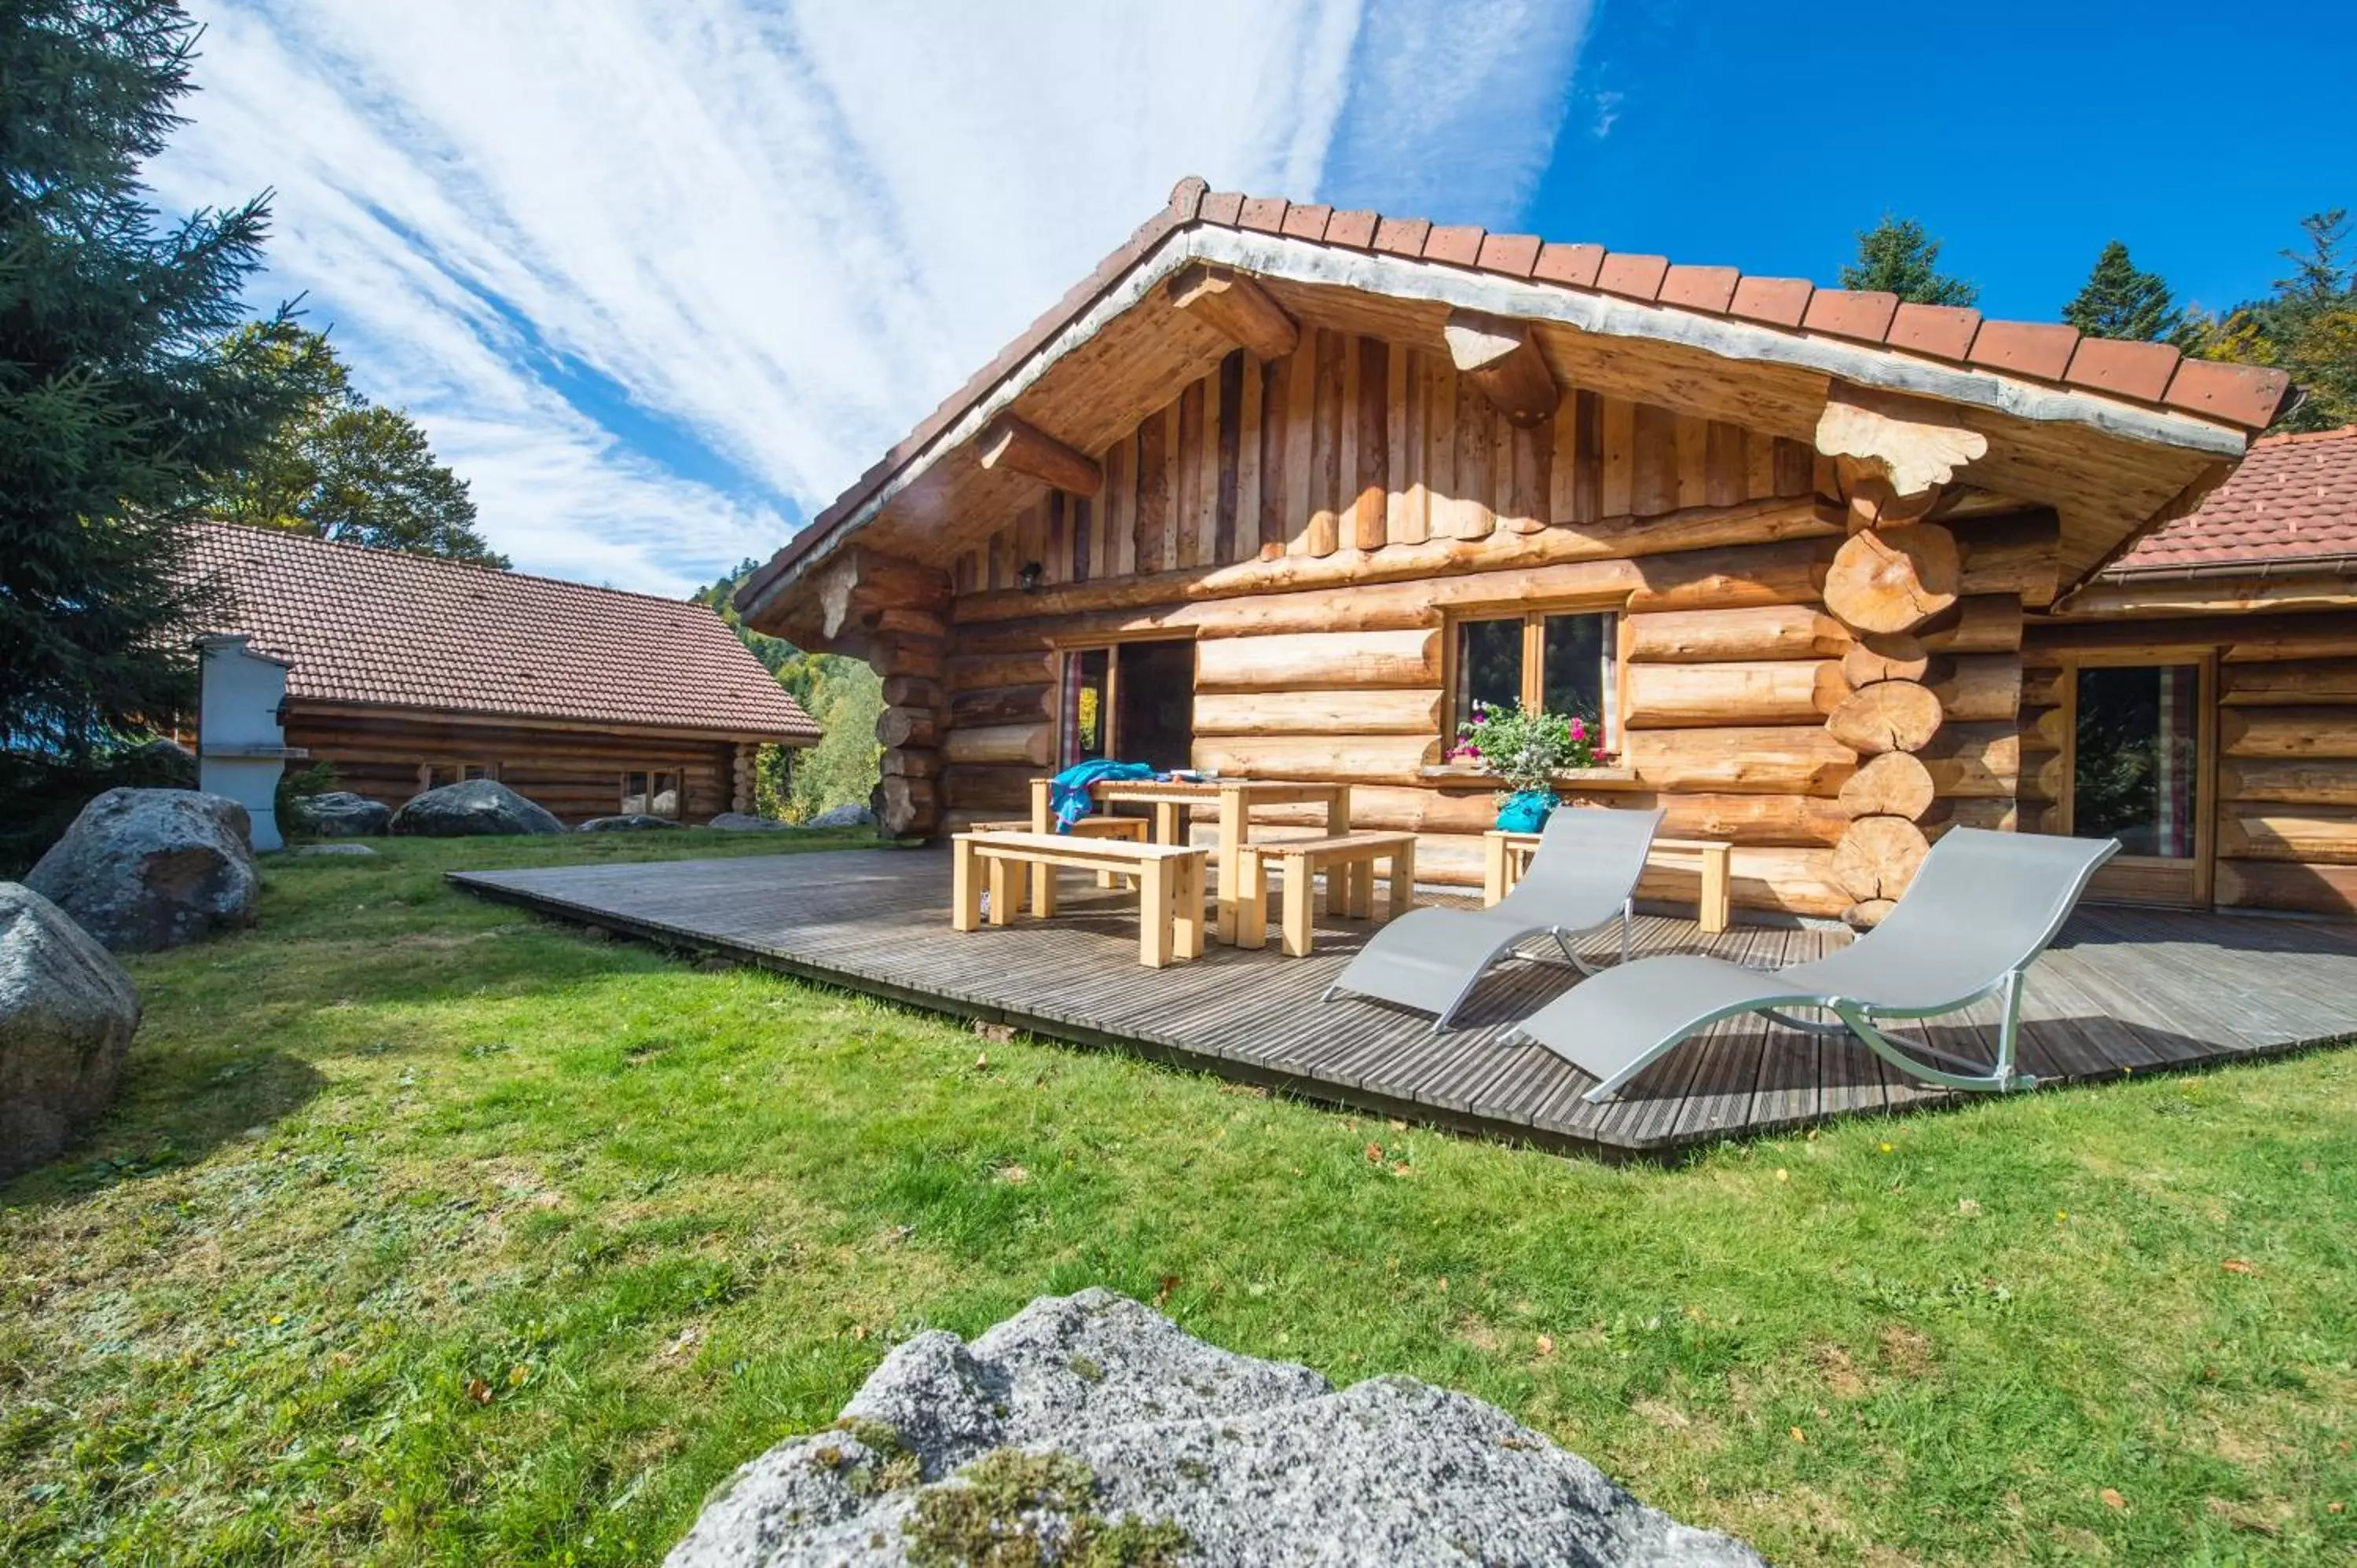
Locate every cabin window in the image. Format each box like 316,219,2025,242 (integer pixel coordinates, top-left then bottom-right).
1058,640,1196,773
621,770,682,817
1450,610,1617,742
2073,665,2201,858
420,761,496,789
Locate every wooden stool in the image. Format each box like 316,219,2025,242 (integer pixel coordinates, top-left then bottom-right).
1235,832,1418,957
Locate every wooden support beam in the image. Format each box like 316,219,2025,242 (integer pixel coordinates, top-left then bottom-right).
814,546,953,646
977,416,1102,495
1166,263,1299,361
1814,383,1989,508
1442,310,1560,429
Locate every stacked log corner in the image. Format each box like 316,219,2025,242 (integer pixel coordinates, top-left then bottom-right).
731,742,758,815
1816,499,2025,926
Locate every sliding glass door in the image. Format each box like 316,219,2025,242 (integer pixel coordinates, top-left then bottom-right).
2067,658,2213,907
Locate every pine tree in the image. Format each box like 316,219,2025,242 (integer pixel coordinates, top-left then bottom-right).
193,323,509,566
2062,240,2186,343
1841,214,1979,306
0,1,310,755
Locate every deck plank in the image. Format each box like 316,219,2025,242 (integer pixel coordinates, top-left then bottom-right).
451,847,2357,1160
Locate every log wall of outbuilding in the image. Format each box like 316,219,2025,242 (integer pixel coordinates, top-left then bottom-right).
284,709,745,826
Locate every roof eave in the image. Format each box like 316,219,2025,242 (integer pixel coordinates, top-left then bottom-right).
741,224,2261,630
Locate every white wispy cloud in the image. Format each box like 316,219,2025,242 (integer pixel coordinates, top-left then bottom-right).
149,0,1588,596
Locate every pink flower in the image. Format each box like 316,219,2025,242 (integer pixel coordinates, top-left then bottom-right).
1569,717,1587,740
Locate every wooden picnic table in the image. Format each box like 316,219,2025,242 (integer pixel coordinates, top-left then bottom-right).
1483,826,1733,933
1030,775,1351,945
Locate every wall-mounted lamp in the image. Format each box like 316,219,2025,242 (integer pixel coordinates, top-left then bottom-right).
1018,561,1045,592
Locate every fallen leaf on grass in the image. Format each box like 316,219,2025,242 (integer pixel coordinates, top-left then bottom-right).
466,1378,493,1405
1154,1275,1182,1307
1536,1334,1556,1357
971,1020,1014,1045
2100,1488,2126,1510
1789,1427,1805,1443
995,1164,1030,1185
1364,1142,1384,1164
2221,1258,2258,1275
1957,1198,1981,1216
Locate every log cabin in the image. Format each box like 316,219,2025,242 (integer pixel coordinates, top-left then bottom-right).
181,522,819,822
735,176,2310,925
2032,424,2357,916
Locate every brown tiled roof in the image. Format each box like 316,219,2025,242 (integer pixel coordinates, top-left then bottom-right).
740,176,2294,613
2109,426,2357,575
181,522,819,742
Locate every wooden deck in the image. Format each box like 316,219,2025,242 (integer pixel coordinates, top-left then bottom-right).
451,848,2357,1160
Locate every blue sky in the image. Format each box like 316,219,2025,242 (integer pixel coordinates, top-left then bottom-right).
151,2,2348,597
1530,1,2357,324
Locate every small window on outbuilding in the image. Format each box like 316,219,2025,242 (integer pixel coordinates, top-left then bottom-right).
621,769,681,817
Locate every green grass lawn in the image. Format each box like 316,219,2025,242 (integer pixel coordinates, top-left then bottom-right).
2,830,2352,1566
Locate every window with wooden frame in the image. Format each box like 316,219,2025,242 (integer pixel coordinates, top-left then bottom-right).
621,769,682,817
420,761,496,789
1055,638,1196,773
1446,608,1618,747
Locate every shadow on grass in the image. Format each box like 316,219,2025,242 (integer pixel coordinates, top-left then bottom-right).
0,1046,327,1211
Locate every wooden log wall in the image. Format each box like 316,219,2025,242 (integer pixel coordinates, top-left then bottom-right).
916,339,2066,918
281,710,739,825
950,334,1816,595
2026,613,2357,918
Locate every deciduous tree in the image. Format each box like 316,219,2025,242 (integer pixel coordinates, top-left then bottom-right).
2199,211,2355,432
195,322,507,566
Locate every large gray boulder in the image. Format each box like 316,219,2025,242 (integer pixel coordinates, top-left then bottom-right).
389,779,564,837
24,789,260,953
803,803,878,830
579,813,682,832
291,791,391,837
667,1289,1761,1567
1,884,142,1180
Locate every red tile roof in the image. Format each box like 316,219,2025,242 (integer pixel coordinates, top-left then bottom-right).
740,177,2296,616
181,522,819,741
2109,426,2357,575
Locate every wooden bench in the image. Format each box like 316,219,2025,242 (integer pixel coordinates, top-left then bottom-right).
1235,832,1417,957
1483,828,1732,933
970,815,1149,909
951,831,1206,969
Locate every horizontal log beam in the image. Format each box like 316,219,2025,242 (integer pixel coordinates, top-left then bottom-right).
1193,687,1441,738
953,497,1832,625
1624,725,1857,796
1193,628,1442,691
1622,659,1849,729
1621,604,1849,664
2218,757,2357,805
977,415,1102,495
